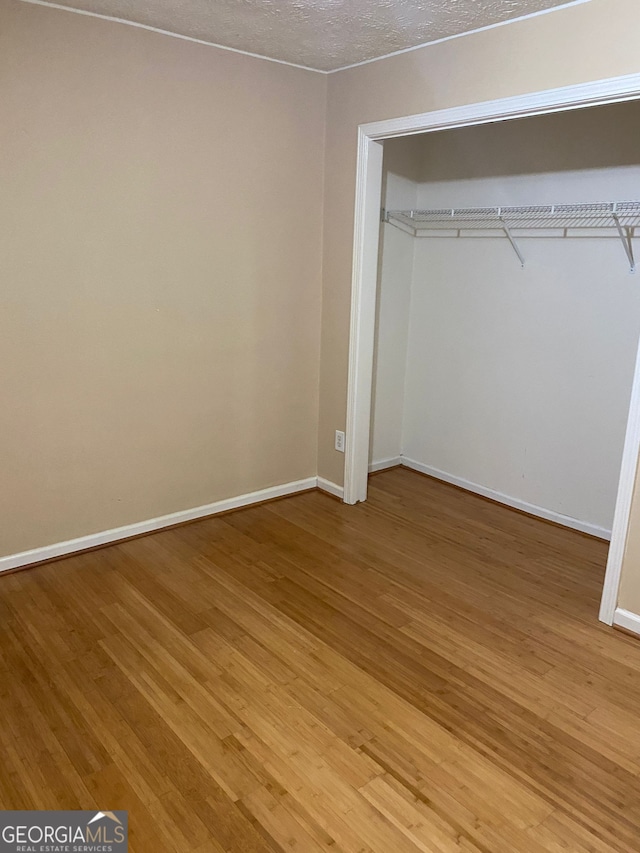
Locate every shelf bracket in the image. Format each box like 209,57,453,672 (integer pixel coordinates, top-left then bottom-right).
500,217,525,268
612,212,636,272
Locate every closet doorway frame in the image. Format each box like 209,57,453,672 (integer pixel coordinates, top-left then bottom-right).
344,72,640,628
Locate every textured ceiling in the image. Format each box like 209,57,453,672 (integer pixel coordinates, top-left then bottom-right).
32,0,584,71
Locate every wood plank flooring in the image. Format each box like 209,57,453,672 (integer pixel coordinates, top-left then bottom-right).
1,467,639,852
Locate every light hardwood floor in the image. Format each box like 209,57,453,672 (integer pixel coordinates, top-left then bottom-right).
1,467,639,852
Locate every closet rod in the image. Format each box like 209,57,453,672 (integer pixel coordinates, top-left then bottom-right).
384,200,640,271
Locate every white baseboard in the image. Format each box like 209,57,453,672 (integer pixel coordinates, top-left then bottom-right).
613,607,640,636
400,457,611,541
0,477,318,574
369,456,402,473
317,477,345,499
3,461,609,574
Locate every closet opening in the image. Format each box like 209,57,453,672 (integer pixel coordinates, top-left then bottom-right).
344,76,640,628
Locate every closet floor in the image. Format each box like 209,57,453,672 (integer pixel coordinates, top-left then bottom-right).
1,467,638,852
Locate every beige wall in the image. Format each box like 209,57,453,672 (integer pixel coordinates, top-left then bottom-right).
0,0,326,555
619,463,640,611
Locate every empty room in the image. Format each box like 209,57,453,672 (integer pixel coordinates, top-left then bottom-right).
3,0,640,851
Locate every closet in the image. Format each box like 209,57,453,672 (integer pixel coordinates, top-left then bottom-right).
371,101,640,539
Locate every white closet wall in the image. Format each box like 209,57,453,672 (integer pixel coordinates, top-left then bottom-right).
373,105,640,535
369,144,419,467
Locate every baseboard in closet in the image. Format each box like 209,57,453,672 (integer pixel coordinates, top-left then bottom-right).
613,608,640,637
0,477,318,575
369,457,402,473
400,457,611,540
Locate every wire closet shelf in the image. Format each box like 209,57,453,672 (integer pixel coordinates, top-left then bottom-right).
384,200,640,271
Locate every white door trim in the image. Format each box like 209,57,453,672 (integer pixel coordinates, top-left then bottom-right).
599,335,640,623
344,132,384,504
344,71,640,625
